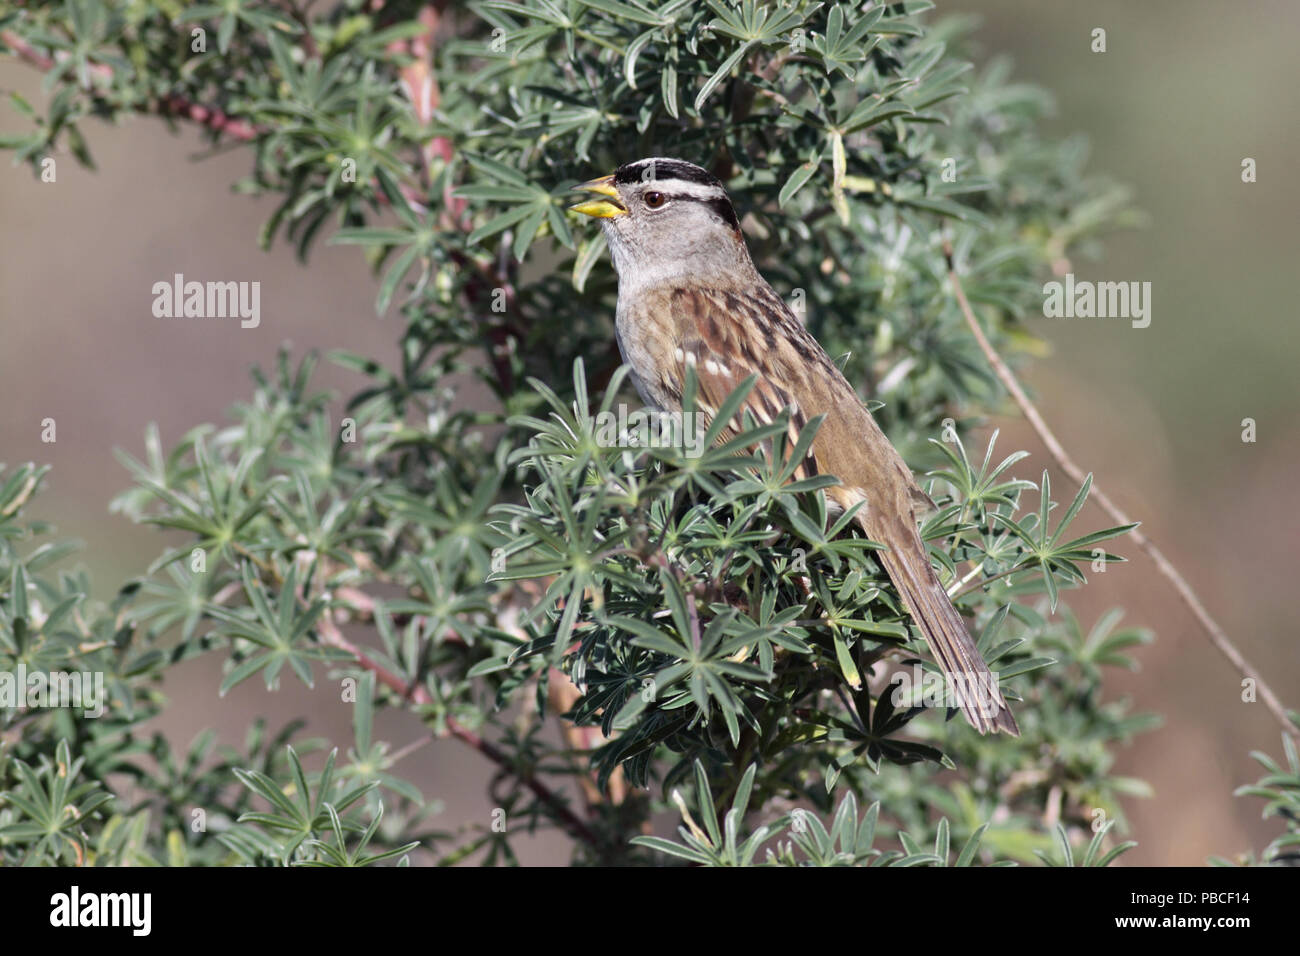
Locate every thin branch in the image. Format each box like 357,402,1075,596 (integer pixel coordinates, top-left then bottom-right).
315,609,600,848
951,564,1027,602
156,93,259,141
942,240,1297,740
2,29,261,142
1,29,55,70
1,29,438,218
439,712,600,849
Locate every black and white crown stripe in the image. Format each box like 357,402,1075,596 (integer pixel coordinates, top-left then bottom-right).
613,157,722,188
612,157,740,229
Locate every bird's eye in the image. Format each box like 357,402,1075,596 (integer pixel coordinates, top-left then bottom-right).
643,191,666,209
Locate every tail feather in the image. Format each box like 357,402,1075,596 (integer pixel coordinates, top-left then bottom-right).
871,518,1019,736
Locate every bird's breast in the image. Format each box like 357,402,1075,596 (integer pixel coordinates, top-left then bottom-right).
614,294,682,413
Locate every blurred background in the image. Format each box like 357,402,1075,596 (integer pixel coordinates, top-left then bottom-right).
1,1,1296,864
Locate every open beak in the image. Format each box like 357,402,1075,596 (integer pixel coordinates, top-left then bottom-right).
569,174,626,218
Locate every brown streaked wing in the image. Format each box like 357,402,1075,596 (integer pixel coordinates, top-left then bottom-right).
666,285,821,479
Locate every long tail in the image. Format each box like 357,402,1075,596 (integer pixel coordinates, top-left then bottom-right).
870,516,1019,735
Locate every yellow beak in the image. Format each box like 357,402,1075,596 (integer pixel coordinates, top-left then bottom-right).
569,174,626,218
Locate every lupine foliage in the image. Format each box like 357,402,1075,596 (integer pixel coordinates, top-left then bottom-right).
0,0,1283,866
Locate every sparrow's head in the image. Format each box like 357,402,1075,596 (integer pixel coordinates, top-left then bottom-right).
571,157,755,288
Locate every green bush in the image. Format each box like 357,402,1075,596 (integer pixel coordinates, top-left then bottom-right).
0,0,1281,867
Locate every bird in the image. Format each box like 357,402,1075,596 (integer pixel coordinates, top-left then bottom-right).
570,156,1019,735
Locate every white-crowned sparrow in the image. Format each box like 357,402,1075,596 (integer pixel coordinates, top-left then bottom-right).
572,157,1018,735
